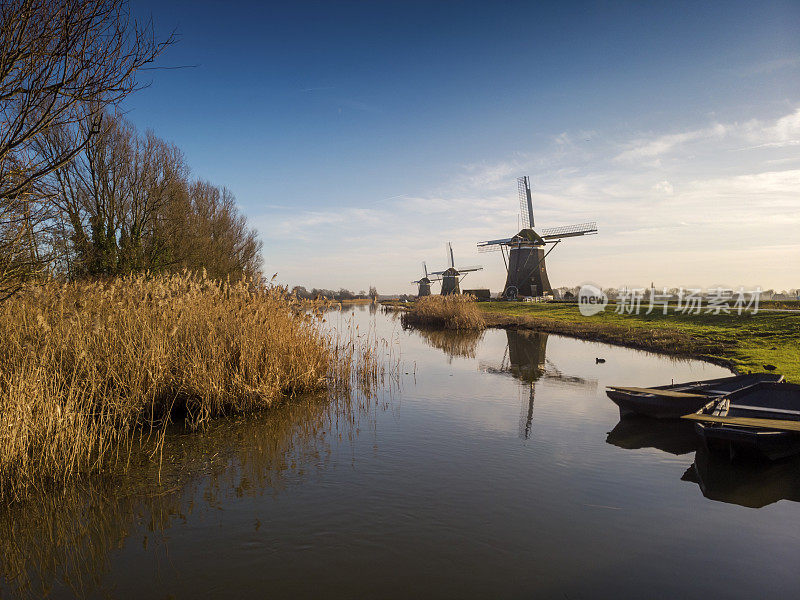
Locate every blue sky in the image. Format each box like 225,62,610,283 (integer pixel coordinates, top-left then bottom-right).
129,1,800,293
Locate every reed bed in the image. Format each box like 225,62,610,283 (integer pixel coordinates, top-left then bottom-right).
401,295,486,330
0,271,387,501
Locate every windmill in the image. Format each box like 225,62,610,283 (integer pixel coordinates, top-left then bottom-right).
477,176,597,299
411,262,440,297
430,242,483,295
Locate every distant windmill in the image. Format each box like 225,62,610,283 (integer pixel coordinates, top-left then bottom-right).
430,242,483,295
411,262,440,297
477,176,597,298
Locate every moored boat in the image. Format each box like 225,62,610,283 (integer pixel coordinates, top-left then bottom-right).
684,382,800,461
605,373,783,419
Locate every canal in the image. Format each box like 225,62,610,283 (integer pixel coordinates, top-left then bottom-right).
2,306,799,599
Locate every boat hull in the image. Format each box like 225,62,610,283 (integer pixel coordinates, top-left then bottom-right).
608,390,710,420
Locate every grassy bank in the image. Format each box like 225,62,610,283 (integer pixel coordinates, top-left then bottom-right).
478,302,800,382
0,272,383,501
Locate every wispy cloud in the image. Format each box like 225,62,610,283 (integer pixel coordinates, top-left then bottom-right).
738,56,800,77
614,123,728,162
257,106,800,292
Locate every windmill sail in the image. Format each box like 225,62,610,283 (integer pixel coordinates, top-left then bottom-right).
518,176,534,229
540,222,597,239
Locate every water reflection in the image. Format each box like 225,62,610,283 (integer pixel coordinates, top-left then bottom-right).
506,330,546,439
481,330,596,388
477,330,597,439
606,416,698,456
415,327,485,360
0,392,378,599
682,448,800,508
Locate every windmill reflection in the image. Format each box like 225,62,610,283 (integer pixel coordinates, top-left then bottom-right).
481,330,596,439
681,448,800,509
507,330,547,439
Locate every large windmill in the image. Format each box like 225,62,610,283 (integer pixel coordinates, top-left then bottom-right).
411,262,440,297
477,176,597,299
430,242,483,295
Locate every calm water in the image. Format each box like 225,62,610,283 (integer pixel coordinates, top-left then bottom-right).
3,306,800,599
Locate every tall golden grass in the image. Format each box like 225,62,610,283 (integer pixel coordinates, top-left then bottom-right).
401,294,486,330
0,271,386,500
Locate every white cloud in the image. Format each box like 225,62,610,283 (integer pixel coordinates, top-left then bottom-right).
614,123,728,162
653,180,674,194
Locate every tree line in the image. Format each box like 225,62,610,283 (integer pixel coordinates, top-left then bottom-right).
292,285,379,301
0,0,261,299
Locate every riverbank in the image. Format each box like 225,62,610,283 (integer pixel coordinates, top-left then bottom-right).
478,303,800,382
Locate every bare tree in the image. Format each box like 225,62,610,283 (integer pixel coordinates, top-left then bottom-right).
185,182,263,280
0,0,173,296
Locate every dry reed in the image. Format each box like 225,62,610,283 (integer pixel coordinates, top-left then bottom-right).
0,271,385,500
401,294,486,330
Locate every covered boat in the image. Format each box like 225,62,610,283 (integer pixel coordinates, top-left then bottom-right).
684,382,800,461
606,373,783,419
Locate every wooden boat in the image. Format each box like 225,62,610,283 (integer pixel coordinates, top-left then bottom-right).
684,382,800,461
606,373,783,419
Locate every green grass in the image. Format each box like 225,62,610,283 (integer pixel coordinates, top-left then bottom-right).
478,302,800,382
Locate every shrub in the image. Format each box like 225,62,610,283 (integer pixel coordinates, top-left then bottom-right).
401,294,486,330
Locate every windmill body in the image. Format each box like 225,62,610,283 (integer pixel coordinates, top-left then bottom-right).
441,267,460,295
411,262,440,297
418,279,432,297
478,177,597,299
430,242,483,295
504,228,552,298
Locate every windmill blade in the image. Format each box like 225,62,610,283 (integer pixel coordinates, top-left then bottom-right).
477,237,512,248
540,222,597,239
423,261,428,278
477,244,504,253
518,176,534,229
429,269,447,276
457,265,483,272
446,242,455,269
